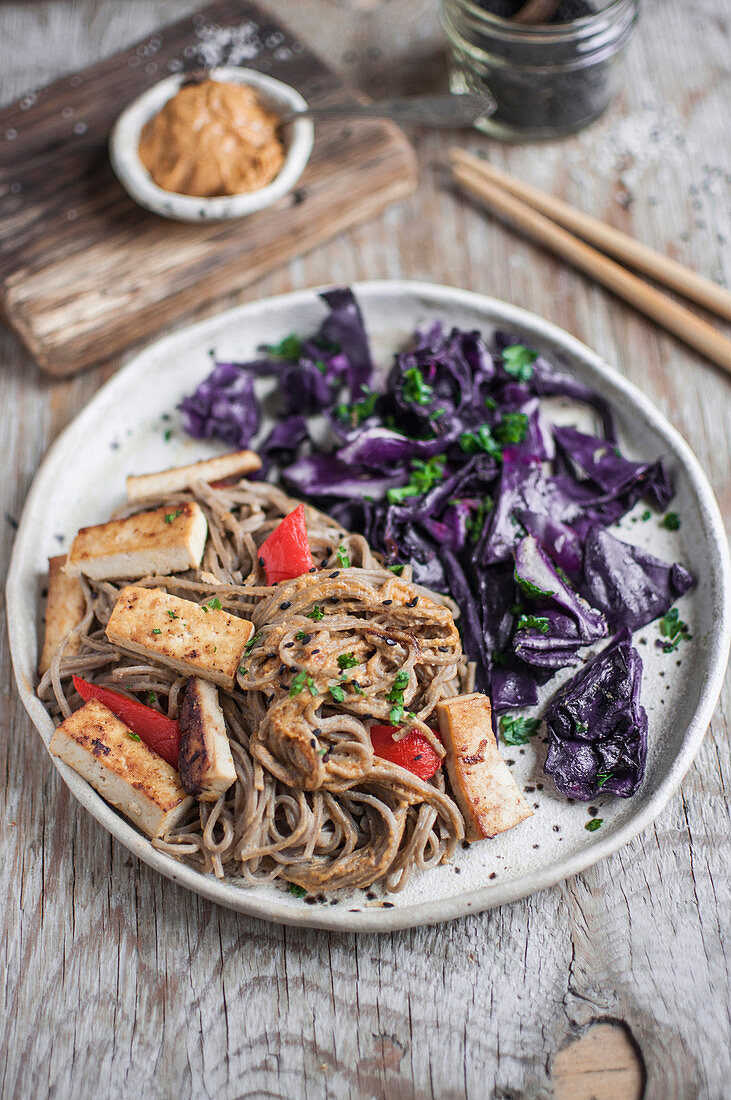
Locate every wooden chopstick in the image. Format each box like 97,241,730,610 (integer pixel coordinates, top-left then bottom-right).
451,159,731,374
450,148,731,324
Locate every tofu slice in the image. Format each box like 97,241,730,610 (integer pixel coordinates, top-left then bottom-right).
436,693,532,841
38,555,87,674
64,501,208,581
49,699,193,839
126,450,262,503
105,586,254,690
178,677,237,801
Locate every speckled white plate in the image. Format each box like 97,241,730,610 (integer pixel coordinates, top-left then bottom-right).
7,282,730,931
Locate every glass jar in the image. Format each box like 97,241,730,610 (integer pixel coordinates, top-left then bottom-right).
441,0,639,141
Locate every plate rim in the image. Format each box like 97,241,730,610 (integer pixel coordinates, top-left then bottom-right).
8,278,731,933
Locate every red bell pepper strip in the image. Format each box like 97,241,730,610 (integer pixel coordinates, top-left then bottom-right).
72,675,180,768
370,723,443,781
258,503,315,584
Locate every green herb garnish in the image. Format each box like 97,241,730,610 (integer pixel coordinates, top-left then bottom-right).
466,497,493,544
306,606,325,623
238,666,248,676
641,509,652,522
263,333,303,360
502,344,538,382
494,412,529,447
386,455,446,504
352,682,365,695
244,631,262,655
585,818,603,831
335,388,378,427
206,597,223,611
484,396,497,410
152,628,162,635
660,512,681,530
596,772,612,788
290,670,318,698
164,509,182,524
146,691,156,706
288,882,307,898
336,544,351,568
514,570,555,599
126,731,142,742
337,653,359,670
658,606,692,652
387,564,405,576
166,610,178,619
385,669,410,725
329,684,346,703
402,366,434,405
163,429,173,443
500,714,541,746
459,425,502,460
516,614,550,635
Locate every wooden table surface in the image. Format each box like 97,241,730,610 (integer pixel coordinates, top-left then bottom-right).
1,2,729,1097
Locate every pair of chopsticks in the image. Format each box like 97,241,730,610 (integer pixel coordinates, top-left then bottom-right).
450,148,731,373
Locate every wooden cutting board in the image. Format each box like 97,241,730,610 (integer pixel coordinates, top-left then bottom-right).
0,1,417,376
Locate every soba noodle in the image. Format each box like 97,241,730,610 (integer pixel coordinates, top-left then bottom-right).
38,479,474,893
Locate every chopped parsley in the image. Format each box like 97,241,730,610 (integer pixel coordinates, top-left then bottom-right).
244,631,262,655
484,396,497,410
163,429,173,443
387,564,405,576
585,818,603,831
238,666,248,676
658,607,692,652
493,412,529,447
466,497,493,543
514,571,555,599
152,628,162,635
459,425,502,460
288,882,308,898
641,509,652,521
502,344,538,382
146,691,156,706
166,610,178,619
126,731,142,742
660,512,681,530
387,455,445,505
336,544,351,568
306,605,325,622
201,596,223,612
596,772,612,788
263,333,303,361
329,684,346,703
337,653,359,670
290,670,318,698
335,388,378,427
516,614,550,635
385,669,410,724
164,509,183,524
352,682,365,695
295,631,309,642
500,714,541,746
402,366,434,405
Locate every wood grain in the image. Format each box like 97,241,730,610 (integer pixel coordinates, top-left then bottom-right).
1,2,729,1099
0,0,417,376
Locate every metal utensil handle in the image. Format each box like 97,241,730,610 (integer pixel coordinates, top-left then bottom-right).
281,93,494,129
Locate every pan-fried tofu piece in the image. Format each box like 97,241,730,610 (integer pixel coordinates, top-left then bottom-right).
436,693,532,841
126,450,262,502
38,555,86,674
64,502,208,581
49,699,193,839
105,586,253,690
178,678,236,801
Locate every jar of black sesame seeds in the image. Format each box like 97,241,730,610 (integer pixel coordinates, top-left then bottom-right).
441,0,639,141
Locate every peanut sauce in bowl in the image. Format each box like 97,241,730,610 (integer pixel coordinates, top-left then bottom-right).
110,68,314,222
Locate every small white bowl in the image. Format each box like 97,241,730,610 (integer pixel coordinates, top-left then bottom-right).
109,67,314,223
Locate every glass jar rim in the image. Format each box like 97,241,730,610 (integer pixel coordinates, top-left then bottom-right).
445,0,637,42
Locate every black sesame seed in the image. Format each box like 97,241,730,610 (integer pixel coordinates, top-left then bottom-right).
438,646,448,653
321,560,329,569
406,597,418,608
385,638,397,646
299,634,312,645
366,891,376,900
258,556,265,567
312,728,322,736
382,599,393,606
310,738,317,748
329,571,340,579
329,596,339,604
284,641,295,649
382,902,394,908
461,839,470,850
279,601,292,610
278,664,287,675
322,751,331,763
308,566,317,573
588,806,599,816
311,648,320,655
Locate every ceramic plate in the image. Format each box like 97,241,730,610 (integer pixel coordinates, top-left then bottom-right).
7,282,730,931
